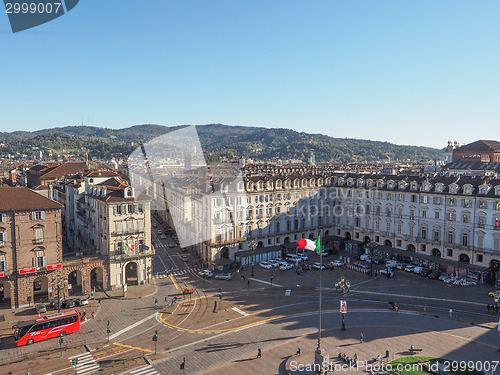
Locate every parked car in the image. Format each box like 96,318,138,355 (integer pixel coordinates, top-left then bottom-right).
215,273,233,280
413,266,423,274
359,254,370,261
181,255,189,262
268,260,280,268
35,304,47,314
168,242,175,248
259,261,273,269
438,273,450,281
274,257,283,262
280,263,293,271
61,299,75,308
312,262,326,270
329,260,343,267
286,254,302,263
427,270,441,279
296,252,309,261
198,270,213,278
278,261,289,267
385,260,397,268
49,298,61,309
396,263,408,270
404,265,415,272
419,268,431,277
76,297,89,306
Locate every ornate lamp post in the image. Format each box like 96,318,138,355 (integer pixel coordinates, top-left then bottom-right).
51,275,67,313
335,277,350,330
248,240,257,276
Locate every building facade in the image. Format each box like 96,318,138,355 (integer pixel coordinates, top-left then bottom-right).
0,187,64,308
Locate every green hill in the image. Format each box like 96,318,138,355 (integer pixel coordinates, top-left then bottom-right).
0,124,443,162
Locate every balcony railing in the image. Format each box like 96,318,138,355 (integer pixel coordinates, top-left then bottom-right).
33,238,44,244
113,249,154,260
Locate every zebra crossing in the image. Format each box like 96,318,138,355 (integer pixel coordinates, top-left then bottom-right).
68,352,100,374
169,267,201,276
129,364,161,375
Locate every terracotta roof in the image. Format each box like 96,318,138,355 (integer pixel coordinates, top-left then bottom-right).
0,187,63,211
85,170,119,178
28,162,88,181
454,140,500,152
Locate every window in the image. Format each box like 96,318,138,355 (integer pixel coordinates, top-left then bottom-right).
34,228,44,243
115,222,123,234
33,250,46,268
0,213,6,222
477,234,484,249
409,224,414,237
478,216,486,228
116,205,122,215
422,210,427,218
434,230,440,242
138,204,144,213
0,255,7,272
448,211,455,221
449,198,455,207
31,211,45,220
397,222,402,234
476,254,483,263
463,199,471,208
434,211,440,219
478,200,486,209
420,244,426,252
447,230,454,244
422,195,428,204
421,227,427,239
375,220,380,231
462,213,469,224
447,249,453,257
409,208,415,220
128,204,134,214
411,195,417,203
0,231,6,244
116,242,124,255
462,232,469,247
496,201,500,210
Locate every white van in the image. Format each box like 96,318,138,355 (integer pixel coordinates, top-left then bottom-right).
286,254,301,263
413,266,423,274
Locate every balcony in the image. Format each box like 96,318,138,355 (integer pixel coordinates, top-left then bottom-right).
113,248,154,260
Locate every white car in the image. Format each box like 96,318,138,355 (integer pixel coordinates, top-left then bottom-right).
296,252,309,261
198,270,213,278
313,262,326,270
404,265,415,272
278,261,289,267
259,261,273,269
161,234,167,239
268,260,280,268
157,229,163,235
438,273,450,281
330,260,342,267
280,263,294,271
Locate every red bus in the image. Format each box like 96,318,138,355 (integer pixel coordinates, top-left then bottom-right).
14,310,81,346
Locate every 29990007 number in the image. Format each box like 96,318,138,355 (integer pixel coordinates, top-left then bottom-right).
443,361,499,373
5,2,62,14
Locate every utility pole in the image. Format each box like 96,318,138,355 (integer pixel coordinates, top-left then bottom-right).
107,320,110,342
152,330,158,355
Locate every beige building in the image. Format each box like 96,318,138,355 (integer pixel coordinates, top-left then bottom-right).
76,176,153,290
0,187,63,308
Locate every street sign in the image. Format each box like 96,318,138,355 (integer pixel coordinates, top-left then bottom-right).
340,300,347,313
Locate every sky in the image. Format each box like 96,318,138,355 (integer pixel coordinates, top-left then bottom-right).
1,0,499,148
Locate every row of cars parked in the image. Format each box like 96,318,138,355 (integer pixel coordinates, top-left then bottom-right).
35,296,89,314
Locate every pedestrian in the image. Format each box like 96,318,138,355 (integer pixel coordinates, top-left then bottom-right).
154,298,158,309
91,311,95,319
296,348,302,356
98,299,101,306
83,310,86,320
247,279,250,286
213,301,217,313
257,348,262,358
449,308,453,317
360,332,364,343
354,353,358,363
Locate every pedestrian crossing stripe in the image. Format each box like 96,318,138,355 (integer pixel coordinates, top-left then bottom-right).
130,364,160,375
68,352,100,375
169,267,202,276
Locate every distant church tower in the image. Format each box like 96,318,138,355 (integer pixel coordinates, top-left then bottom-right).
445,140,456,163
308,151,316,165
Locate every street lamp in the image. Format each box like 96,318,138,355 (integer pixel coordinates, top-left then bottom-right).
249,240,257,276
335,277,350,330
51,275,67,313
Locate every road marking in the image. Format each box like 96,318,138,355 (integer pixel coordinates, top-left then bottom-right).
67,352,100,375
232,307,249,316
248,277,283,287
113,342,154,353
170,274,180,290
108,312,157,340
130,364,160,375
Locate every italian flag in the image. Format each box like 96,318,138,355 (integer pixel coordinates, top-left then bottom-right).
124,243,135,252
296,235,321,254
